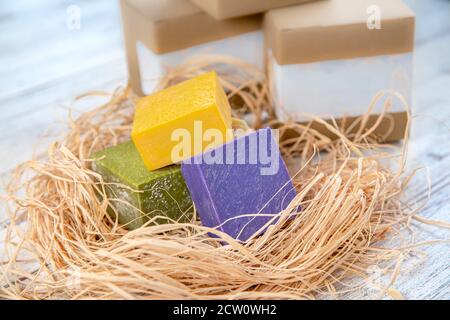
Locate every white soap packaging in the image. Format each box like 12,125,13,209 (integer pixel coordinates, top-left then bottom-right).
265,0,415,141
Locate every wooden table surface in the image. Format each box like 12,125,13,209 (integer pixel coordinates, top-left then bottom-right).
0,0,449,300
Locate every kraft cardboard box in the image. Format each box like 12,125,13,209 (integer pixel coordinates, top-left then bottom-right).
120,0,263,96
265,0,415,141
190,0,320,20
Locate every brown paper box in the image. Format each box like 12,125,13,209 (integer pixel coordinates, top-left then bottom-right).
190,0,319,20
265,0,415,65
302,112,409,143
265,0,415,142
120,0,261,95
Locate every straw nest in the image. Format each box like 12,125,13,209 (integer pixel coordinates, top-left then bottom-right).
0,56,446,300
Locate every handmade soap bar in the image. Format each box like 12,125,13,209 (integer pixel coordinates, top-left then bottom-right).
181,128,296,241
265,0,415,141
132,71,233,171
120,0,262,95
92,141,193,230
191,0,317,20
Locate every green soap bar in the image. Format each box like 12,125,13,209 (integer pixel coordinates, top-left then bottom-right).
92,141,193,230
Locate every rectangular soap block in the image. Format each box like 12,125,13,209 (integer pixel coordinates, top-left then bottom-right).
92,141,193,230
120,0,262,95
132,71,233,171
181,128,297,242
265,0,415,141
191,0,318,20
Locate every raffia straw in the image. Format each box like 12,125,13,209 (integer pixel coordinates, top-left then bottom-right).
0,55,448,300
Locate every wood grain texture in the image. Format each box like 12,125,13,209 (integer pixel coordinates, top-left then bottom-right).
0,0,449,299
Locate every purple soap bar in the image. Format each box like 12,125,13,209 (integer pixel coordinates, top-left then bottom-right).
181,128,296,241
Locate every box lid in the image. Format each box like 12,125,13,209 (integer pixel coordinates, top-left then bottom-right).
121,0,261,54
265,0,415,65
190,0,318,20
127,0,200,21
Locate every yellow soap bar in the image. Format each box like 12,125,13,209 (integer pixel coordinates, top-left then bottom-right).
132,71,233,170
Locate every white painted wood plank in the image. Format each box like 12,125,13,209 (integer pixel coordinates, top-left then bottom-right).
0,58,126,174
404,0,450,44
0,0,123,104
413,34,450,89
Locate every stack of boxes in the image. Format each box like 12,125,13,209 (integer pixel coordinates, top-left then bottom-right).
121,0,415,140
120,0,319,96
